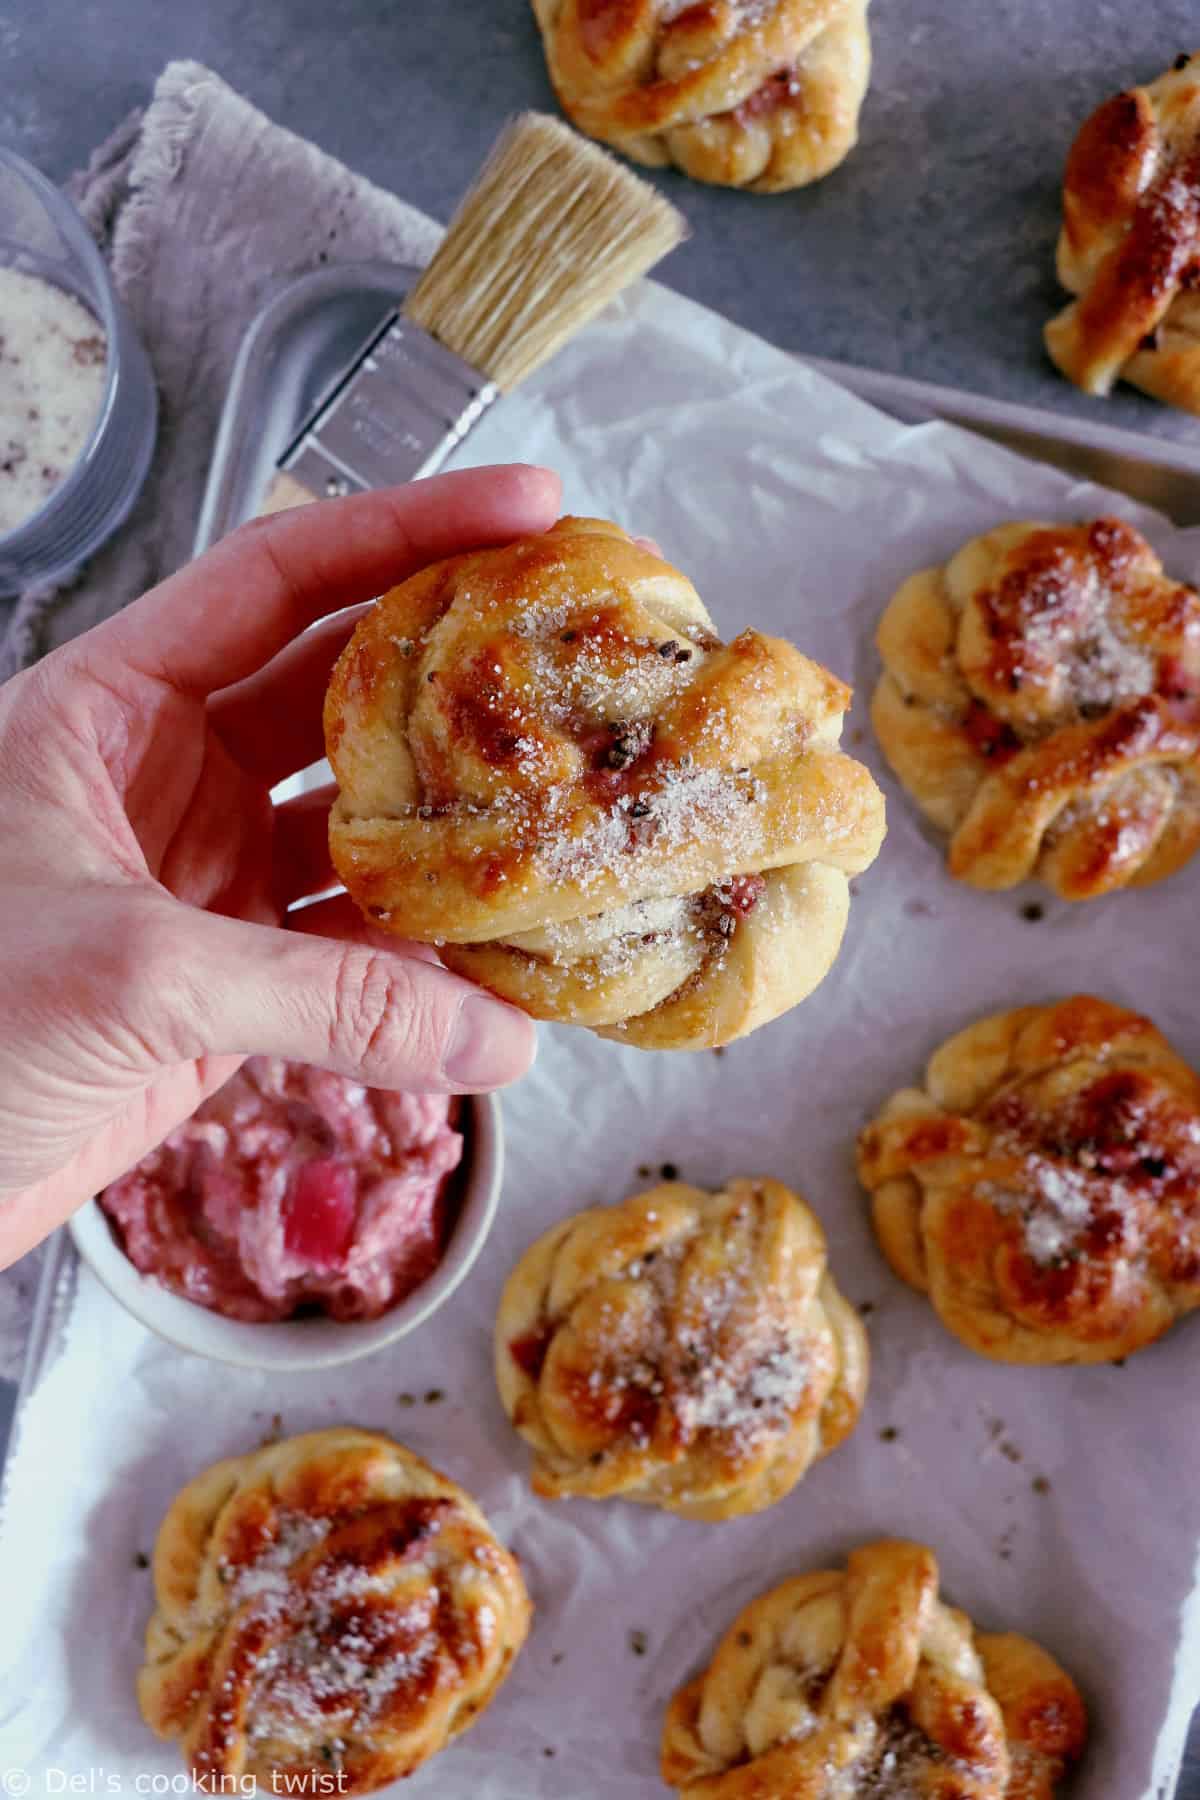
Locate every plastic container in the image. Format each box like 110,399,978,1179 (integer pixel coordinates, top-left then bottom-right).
0,147,157,591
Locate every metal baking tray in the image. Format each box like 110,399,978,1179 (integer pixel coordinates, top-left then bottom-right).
6,260,1200,1793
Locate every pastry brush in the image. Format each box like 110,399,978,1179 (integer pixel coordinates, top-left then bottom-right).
260,112,687,515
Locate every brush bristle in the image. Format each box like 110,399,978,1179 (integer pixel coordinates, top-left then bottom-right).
404,112,687,392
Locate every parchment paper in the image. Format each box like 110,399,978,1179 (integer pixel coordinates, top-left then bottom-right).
2,280,1199,1800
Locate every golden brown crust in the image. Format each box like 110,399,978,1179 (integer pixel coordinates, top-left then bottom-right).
659,1539,1086,1796
325,518,885,1049
1046,52,1200,410
494,1176,868,1518
137,1429,530,1793
975,1635,1090,1800
871,516,1200,898
857,995,1200,1364
530,0,871,192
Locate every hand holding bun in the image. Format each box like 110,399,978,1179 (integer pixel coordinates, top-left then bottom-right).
531,0,871,193
660,1539,1086,1796
326,518,884,1049
858,996,1200,1364
1046,52,1200,411
495,1175,867,1519
137,1429,530,1793
872,517,1200,898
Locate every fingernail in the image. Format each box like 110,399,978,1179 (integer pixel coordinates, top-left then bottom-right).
443,996,536,1089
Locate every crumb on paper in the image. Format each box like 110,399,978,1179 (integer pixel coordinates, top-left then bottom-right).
424,1388,445,1405
1020,902,1045,922
1033,1475,1051,1495
629,1629,648,1656
260,1412,284,1446
879,1426,899,1442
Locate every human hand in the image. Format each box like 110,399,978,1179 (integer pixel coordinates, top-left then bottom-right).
0,465,561,1268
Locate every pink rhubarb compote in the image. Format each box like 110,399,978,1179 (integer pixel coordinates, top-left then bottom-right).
97,1060,464,1322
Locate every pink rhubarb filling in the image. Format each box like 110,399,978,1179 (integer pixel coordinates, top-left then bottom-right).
97,1060,464,1323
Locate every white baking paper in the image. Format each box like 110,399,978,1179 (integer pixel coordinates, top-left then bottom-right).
2,280,1199,1800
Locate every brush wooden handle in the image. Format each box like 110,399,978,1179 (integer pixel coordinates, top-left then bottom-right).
256,467,320,517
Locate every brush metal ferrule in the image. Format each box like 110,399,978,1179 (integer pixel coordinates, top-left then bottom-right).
278,313,498,498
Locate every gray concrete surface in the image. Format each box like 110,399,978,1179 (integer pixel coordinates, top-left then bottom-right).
1,1,1198,1788
4,0,1200,445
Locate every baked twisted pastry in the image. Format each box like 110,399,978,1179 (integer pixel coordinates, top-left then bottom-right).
871,516,1200,897
530,0,871,192
326,518,885,1049
1046,52,1200,411
660,1539,1086,1797
494,1175,867,1519
857,996,1200,1364
137,1429,530,1792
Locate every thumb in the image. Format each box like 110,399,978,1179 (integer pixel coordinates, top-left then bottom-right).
170,908,536,1094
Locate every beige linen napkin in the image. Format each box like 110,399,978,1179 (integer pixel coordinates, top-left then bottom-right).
0,58,441,682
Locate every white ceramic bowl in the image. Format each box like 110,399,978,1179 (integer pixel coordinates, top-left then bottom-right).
69,1092,502,1371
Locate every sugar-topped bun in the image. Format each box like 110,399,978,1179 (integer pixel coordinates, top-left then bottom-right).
494,1175,868,1519
137,1429,530,1793
660,1538,1086,1795
530,0,871,193
857,995,1200,1364
872,516,1200,898
325,518,884,1049
1046,52,1200,411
